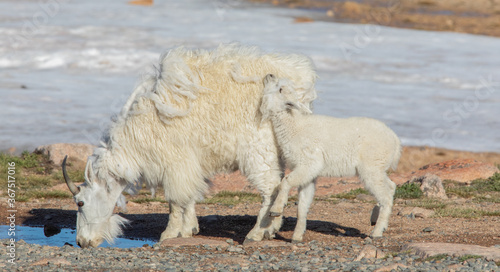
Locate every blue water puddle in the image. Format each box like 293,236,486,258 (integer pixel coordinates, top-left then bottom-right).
0,225,156,248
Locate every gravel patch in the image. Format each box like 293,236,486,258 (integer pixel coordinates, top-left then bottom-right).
3,239,499,271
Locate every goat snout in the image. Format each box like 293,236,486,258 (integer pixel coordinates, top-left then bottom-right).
76,237,102,248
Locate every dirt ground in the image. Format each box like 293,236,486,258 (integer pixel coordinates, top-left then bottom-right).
1,146,499,263
252,0,500,37
4,194,499,256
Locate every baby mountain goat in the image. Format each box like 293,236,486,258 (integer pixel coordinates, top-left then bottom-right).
260,74,401,242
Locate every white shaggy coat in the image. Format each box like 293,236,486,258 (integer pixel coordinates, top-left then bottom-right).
71,44,318,247
260,74,401,242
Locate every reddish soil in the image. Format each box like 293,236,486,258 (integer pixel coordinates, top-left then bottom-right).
2,146,499,253
253,0,500,37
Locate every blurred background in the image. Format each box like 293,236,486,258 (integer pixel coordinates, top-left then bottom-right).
0,0,499,153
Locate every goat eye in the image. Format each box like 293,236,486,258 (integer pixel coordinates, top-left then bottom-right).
279,88,283,93
77,201,84,207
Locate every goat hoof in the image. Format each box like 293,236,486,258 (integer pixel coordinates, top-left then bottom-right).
269,212,281,217
291,239,302,244
192,227,199,235
263,231,275,240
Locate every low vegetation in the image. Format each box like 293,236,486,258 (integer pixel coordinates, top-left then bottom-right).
326,172,500,219
0,152,80,201
1,151,499,220
130,197,167,204
395,183,423,199
332,188,370,199
444,173,500,199
202,191,262,206
423,254,449,262
457,255,483,262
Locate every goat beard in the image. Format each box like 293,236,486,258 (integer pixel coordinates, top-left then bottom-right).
101,214,130,244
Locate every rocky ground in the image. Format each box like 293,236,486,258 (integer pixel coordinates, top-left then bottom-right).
2,191,500,271
1,143,500,271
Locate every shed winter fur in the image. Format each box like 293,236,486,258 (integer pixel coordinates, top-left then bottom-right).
67,44,318,247
260,74,401,242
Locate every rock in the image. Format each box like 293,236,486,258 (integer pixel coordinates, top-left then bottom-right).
404,242,500,262
374,263,409,272
227,246,244,253
43,224,61,237
128,0,153,6
31,257,71,266
354,245,385,261
35,143,95,167
242,240,291,248
396,159,499,184
159,237,229,248
409,174,448,199
422,227,434,233
294,16,314,23
339,1,363,16
397,207,435,219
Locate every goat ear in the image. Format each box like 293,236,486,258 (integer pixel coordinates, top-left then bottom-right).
84,159,96,184
285,102,299,110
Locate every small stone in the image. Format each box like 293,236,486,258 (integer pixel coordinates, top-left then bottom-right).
43,225,61,237
355,245,378,261
423,227,434,233
227,246,243,253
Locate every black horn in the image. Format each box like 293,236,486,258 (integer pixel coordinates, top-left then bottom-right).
62,155,80,196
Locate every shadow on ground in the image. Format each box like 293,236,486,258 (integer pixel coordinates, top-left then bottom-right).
21,209,365,244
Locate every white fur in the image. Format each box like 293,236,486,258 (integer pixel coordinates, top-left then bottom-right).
260,74,401,242
71,44,318,247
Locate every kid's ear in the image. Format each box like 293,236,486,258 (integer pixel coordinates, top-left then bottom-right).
285,102,299,110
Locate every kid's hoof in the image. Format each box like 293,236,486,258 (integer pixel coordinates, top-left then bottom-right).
263,231,275,240
370,205,380,226
269,211,281,217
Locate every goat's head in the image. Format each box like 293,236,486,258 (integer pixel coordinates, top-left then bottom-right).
63,156,128,248
260,74,312,122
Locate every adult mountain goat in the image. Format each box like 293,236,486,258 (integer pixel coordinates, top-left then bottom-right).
260,74,401,242
63,44,318,248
